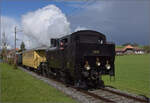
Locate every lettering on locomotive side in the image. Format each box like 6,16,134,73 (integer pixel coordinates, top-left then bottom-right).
93,50,100,54
51,56,54,60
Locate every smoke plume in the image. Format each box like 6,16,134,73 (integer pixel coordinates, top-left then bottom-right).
22,5,70,48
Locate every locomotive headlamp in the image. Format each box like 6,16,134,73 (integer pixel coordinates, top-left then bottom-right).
86,66,90,70
97,62,101,66
96,58,101,66
84,61,90,70
105,60,111,70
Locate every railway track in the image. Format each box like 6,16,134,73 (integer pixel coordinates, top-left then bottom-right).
101,88,148,102
19,66,149,103
71,87,148,103
88,88,148,103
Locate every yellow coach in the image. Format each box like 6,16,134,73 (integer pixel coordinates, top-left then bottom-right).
22,49,46,69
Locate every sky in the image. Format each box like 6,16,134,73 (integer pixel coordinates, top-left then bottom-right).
1,0,150,49
1,0,85,22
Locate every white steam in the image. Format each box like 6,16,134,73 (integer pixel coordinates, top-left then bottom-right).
74,26,88,32
22,5,70,48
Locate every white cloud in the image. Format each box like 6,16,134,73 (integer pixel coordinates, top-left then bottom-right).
1,5,71,49
22,5,71,48
74,26,88,32
0,16,34,49
1,16,18,49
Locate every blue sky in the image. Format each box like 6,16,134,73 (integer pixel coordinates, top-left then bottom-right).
1,0,150,46
1,0,85,21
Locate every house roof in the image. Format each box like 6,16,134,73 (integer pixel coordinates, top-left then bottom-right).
116,45,144,52
7,48,19,54
124,45,134,49
16,48,19,51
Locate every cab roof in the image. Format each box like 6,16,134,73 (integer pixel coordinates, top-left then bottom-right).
60,30,106,41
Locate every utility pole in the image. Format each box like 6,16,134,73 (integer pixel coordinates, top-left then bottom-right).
0,32,1,49
14,26,17,65
14,26,23,66
2,32,7,61
2,32,6,48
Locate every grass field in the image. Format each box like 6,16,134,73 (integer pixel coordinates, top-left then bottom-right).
0,63,78,103
102,54,150,97
0,54,149,102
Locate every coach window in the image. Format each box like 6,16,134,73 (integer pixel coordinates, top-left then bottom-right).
63,38,68,45
98,40,103,44
56,40,60,47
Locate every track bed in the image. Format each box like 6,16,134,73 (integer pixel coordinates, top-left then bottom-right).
19,66,149,103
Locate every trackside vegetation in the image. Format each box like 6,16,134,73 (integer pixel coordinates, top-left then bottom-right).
0,63,78,103
103,54,150,98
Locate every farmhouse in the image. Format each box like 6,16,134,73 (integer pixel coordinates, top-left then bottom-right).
116,45,144,55
6,48,19,63
7,48,19,58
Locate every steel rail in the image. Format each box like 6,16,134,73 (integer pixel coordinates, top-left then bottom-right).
101,88,148,103
75,88,115,103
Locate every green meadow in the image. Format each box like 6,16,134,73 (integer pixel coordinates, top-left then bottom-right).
103,54,150,97
0,54,149,102
0,63,78,103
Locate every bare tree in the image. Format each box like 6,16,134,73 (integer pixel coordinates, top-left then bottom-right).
1,32,7,61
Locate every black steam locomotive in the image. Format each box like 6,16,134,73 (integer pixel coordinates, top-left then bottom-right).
39,30,115,89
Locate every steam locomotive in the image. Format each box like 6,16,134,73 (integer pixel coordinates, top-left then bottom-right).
18,30,115,89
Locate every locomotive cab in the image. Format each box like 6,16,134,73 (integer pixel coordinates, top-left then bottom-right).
73,31,115,74
72,30,115,88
